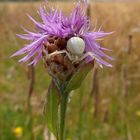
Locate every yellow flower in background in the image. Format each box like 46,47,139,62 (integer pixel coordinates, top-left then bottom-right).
13,126,23,138
136,111,140,117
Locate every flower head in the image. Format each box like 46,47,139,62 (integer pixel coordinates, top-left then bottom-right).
12,0,113,68
13,126,23,138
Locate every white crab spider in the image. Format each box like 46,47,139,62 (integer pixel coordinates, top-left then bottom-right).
47,37,102,66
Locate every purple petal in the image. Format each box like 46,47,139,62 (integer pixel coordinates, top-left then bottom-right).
40,6,48,25
83,35,112,67
18,45,41,63
28,49,42,66
16,34,34,40
27,14,46,31
12,35,47,57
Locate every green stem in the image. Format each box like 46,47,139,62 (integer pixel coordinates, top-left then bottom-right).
60,92,69,140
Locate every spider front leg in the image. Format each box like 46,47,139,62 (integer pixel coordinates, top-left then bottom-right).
78,52,96,61
48,50,73,61
79,52,103,68
80,52,112,68
71,52,97,64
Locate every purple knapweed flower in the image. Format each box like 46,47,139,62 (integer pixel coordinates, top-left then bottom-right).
12,0,113,67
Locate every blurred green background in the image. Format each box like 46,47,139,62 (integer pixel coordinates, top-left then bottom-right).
0,0,140,140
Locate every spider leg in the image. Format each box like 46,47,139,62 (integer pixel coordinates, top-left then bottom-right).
79,52,96,61
48,50,73,61
79,52,103,68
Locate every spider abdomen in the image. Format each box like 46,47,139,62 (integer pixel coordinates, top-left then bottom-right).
66,37,85,56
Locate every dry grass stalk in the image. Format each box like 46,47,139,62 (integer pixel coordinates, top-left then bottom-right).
92,68,99,118
27,59,35,108
128,34,133,55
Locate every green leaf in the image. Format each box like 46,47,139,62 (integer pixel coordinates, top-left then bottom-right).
65,62,94,93
44,80,61,138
